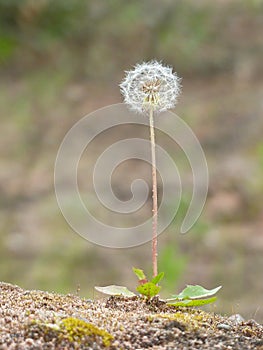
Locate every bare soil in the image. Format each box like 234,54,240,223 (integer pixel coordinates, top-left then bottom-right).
0,282,262,350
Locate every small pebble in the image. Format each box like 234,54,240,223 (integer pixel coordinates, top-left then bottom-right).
217,323,232,330
228,314,245,325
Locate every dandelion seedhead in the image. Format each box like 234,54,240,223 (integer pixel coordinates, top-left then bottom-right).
120,60,182,277
120,60,181,114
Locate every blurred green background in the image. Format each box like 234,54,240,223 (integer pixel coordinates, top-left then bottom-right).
0,0,263,321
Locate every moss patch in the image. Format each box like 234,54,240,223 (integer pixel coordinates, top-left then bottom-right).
147,309,213,331
25,317,113,348
61,317,113,347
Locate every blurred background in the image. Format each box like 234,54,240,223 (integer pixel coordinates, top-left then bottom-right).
0,0,262,321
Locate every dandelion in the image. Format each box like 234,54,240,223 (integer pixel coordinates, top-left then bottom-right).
120,60,181,277
120,60,181,114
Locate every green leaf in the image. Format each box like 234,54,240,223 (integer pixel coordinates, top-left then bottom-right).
136,282,161,299
167,296,217,307
151,272,165,285
132,267,146,281
171,285,222,300
95,285,136,297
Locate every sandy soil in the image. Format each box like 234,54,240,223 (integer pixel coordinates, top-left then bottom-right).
0,282,262,350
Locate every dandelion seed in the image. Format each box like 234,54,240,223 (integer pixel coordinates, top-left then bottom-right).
120,60,181,114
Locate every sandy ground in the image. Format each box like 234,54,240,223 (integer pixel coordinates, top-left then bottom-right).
0,282,262,350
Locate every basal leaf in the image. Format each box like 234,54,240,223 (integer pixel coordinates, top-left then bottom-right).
132,267,146,281
136,282,161,299
95,285,136,297
167,296,217,307
151,272,164,285
171,285,222,300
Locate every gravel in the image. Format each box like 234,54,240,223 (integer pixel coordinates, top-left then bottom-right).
0,282,262,349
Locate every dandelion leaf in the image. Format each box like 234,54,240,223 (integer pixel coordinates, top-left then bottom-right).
136,282,161,299
167,296,217,307
132,267,146,281
95,285,136,297
151,272,164,285
171,285,222,300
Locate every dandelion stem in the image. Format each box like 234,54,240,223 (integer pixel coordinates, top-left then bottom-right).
149,107,158,277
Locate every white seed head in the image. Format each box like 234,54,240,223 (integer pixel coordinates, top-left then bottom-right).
120,60,182,114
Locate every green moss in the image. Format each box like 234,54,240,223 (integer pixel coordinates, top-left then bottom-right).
60,317,113,347
148,309,214,331
26,317,113,347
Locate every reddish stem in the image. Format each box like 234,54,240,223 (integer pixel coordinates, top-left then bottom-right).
149,108,158,277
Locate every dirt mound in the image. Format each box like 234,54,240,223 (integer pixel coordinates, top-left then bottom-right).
0,282,262,349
